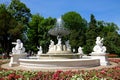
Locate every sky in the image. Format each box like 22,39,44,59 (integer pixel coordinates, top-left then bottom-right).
0,0,120,27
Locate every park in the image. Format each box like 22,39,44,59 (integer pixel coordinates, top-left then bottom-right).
0,0,120,80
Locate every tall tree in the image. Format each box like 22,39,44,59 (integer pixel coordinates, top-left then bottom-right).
0,4,24,54
8,0,31,42
27,14,44,52
27,14,56,52
8,0,31,24
38,17,56,52
84,14,98,54
100,22,120,56
62,11,87,52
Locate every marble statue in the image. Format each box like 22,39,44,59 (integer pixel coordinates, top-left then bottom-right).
9,39,26,67
12,39,25,54
93,36,106,53
49,40,56,51
57,35,62,45
37,46,43,55
56,35,62,51
65,40,71,51
90,37,109,66
78,46,83,54
73,48,75,53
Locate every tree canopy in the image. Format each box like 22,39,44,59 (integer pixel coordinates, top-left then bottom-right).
8,0,31,24
62,11,87,52
0,0,31,54
0,1,120,56
0,4,25,54
27,14,56,52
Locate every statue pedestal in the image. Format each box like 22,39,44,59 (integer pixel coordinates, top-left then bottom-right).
9,53,27,67
77,53,84,58
56,44,62,51
37,51,42,55
90,53,109,66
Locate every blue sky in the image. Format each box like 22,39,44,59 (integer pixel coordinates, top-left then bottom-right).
1,0,120,27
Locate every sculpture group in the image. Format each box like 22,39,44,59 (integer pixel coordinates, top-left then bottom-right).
91,36,106,54
48,36,71,53
9,35,109,67
11,36,106,55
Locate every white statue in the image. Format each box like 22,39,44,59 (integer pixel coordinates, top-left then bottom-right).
73,48,75,53
96,37,103,46
57,35,62,45
65,40,71,51
78,46,83,54
93,36,106,53
12,39,25,54
37,46,43,55
56,35,62,51
49,40,56,51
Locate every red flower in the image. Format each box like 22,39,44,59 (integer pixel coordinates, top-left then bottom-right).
8,73,15,77
100,70,106,74
15,75,21,79
52,70,63,80
37,71,43,76
56,70,63,74
0,78,4,80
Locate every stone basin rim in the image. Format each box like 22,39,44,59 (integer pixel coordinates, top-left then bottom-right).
19,58,99,62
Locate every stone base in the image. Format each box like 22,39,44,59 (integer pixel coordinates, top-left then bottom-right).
47,51,72,54
38,51,80,59
36,54,80,59
9,53,27,67
19,58,100,68
77,53,84,58
90,52,106,56
9,62,19,67
90,53,109,66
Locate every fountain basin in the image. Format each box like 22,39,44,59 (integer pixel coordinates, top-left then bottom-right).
37,53,80,59
19,58,100,68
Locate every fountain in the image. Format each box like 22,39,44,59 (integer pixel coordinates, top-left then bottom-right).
8,17,109,69
36,17,80,59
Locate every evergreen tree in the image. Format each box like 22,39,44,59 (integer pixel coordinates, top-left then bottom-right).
27,14,44,52
8,0,31,24
84,14,98,54
8,0,31,42
27,14,56,52
62,11,87,52
0,4,24,54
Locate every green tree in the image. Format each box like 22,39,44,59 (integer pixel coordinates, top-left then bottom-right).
8,0,31,42
62,11,87,52
27,14,56,52
84,14,98,54
100,22,120,56
38,17,56,53
27,14,44,52
8,0,31,24
0,4,25,54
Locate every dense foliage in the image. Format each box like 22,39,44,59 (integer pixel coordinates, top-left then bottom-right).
0,0,120,56
0,0,31,54
62,11,87,52
26,14,56,52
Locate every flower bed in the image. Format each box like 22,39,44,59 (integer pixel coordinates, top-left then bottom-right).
0,58,120,80
107,54,119,58
109,58,120,64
